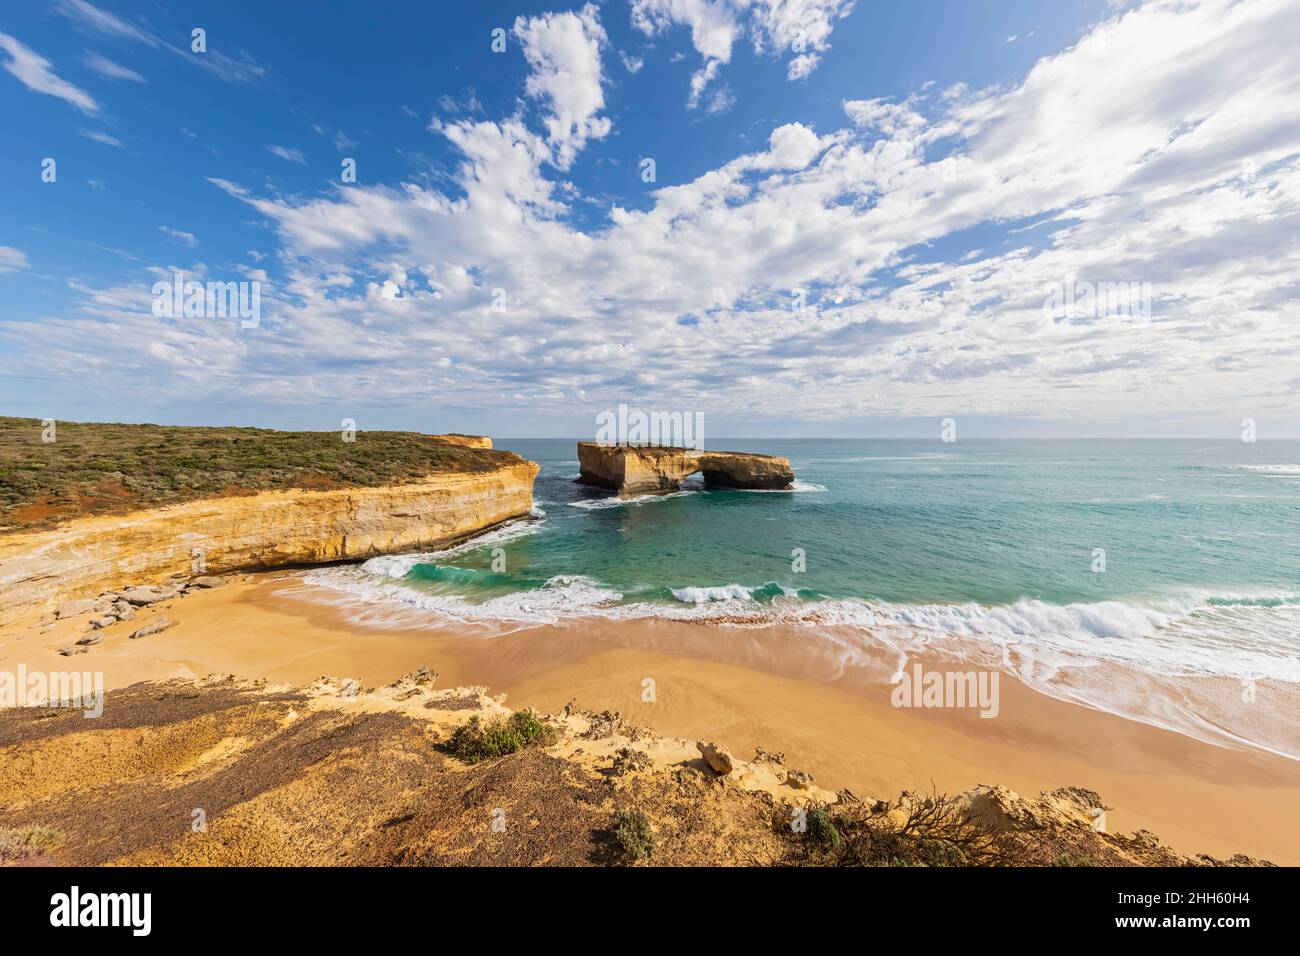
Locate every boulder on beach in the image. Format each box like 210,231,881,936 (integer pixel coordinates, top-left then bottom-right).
130,617,177,639
120,586,179,606
55,599,97,619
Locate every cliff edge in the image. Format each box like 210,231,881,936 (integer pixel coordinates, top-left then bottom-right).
0,420,538,626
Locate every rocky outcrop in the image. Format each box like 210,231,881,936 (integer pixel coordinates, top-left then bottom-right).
577,443,794,496
428,434,493,449
0,460,538,627
0,676,1271,866
696,740,735,775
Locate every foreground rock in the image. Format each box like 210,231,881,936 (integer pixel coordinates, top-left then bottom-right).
129,617,178,639
0,677,1271,868
696,740,735,775
577,442,795,496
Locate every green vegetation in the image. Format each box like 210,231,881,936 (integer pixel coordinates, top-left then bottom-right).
611,808,656,862
0,825,63,861
806,806,842,852
445,710,558,763
0,417,518,531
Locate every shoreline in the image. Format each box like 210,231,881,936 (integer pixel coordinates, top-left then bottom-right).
4,569,1298,864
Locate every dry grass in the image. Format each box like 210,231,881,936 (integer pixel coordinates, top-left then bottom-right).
0,825,63,862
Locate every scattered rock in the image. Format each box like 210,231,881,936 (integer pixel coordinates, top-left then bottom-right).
190,575,227,589
112,601,135,621
611,747,653,776
58,643,87,656
56,599,97,619
75,634,104,646
753,746,785,765
130,617,178,639
696,740,734,775
89,615,117,629
581,709,625,739
786,768,814,789
120,586,179,606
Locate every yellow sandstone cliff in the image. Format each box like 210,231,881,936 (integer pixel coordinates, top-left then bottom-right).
576,442,794,496
427,434,493,449
0,459,538,627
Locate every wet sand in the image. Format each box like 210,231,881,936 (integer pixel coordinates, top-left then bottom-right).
4,571,1299,864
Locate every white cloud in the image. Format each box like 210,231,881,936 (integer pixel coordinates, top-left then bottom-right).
761,123,825,168
631,0,854,105
267,145,307,164
6,0,1300,433
0,31,98,113
513,3,611,169
748,0,856,62
158,226,198,247
786,53,819,80
57,0,266,86
631,0,742,108
0,247,30,274
80,128,124,147
83,51,145,82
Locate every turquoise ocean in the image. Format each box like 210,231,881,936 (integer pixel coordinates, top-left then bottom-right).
303,439,1300,758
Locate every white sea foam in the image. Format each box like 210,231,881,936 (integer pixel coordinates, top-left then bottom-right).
318,555,1300,685
735,480,827,492
671,583,760,603
293,555,1300,758
360,515,544,579
1234,464,1300,476
303,567,622,626
568,489,699,510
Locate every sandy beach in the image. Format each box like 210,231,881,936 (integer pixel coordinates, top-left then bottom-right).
6,570,1297,865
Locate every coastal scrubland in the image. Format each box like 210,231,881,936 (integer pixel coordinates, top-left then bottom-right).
0,675,1269,867
0,417,516,532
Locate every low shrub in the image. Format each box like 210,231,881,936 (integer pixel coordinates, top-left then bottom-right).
446,710,557,763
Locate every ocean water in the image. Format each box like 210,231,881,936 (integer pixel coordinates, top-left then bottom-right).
304,439,1300,757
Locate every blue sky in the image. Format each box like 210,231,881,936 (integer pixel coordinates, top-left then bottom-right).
2,0,1298,437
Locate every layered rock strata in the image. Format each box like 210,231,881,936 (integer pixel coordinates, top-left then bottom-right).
576,442,794,496
0,460,538,627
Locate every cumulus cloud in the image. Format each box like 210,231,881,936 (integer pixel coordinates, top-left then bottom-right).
631,0,854,105
631,0,743,108
0,31,98,113
513,3,611,169
5,0,1300,432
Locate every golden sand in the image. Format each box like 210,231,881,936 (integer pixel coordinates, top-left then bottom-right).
5,571,1298,864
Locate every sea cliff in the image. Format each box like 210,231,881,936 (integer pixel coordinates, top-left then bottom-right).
576,442,794,496
0,419,538,626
